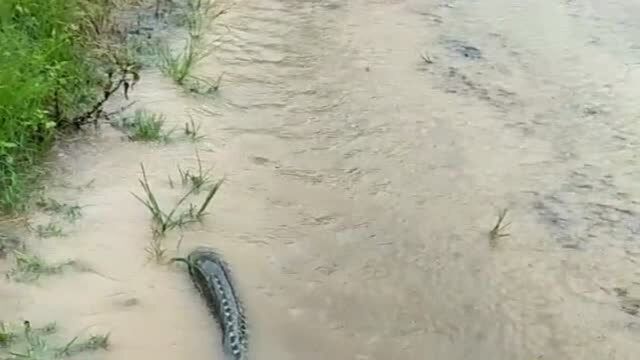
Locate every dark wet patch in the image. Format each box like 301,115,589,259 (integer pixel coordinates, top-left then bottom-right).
116,297,140,308
532,164,640,250
443,67,519,109
614,288,640,316
561,243,581,250
250,156,271,165
445,40,483,60
323,2,342,10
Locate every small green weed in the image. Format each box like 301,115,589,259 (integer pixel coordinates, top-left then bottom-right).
0,234,23,259
57,333,110,357
145,235,168,264
489,208,510,243
0,322,57,348
0,321,109,360
157,39,212,85
185,0,225,39
177,149,212,193
185,73,223,95
33,223,65,239
117,110,172,142
133,163,224,262
132,163,199,238
184,115,205,141
36,198,82,223
7,251,78,283
194,178,224,219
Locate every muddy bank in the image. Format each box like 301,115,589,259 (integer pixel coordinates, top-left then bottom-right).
3,0,640,359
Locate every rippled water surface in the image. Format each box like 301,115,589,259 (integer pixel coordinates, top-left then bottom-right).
3,0,640,359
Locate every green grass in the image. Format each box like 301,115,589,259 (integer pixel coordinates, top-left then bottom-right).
177,149,212,192
35,198,83,223
33,223,65,239
132,163,199,239
184,115,205,141
0,321,109,360
6,251,79,282
156,0,224,87
157,38,211,85
0,233,23,258
132,162,223,263
488,208,510,243
0,0,119,214
117,109,172,142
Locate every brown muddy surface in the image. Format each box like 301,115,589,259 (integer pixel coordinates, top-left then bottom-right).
3,0,640,359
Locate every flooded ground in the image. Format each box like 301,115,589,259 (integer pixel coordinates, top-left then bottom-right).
3,0,640,359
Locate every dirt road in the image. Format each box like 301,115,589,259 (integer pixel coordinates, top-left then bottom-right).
3,0,640,359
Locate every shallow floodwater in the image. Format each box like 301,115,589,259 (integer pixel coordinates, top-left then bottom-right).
3,0,640,359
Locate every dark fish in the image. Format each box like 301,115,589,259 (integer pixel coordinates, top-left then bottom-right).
185,247,248,360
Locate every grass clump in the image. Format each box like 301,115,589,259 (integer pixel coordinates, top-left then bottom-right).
184,115,205,141
35,198,82,223
0,233,23,259
156,0,225,88
0,321,109,360
6,251,79,282
157,39,211,85
132,163,199,239
488,208,510,244
176,149,212,192
33,223,65,239
117,110,173,142
132,162,223,263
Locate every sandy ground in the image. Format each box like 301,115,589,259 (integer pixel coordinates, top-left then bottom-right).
3,0,640,359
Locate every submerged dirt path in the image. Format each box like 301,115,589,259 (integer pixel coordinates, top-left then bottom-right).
3,0,640,359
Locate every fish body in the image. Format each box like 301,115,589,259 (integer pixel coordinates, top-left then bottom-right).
186,247,248,360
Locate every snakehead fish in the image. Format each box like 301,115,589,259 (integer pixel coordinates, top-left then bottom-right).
180,247,249,360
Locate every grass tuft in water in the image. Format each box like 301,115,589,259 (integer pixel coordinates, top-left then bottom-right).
0,321,108,360
145,235,168,264
156,0,225,87
7,251,78,283
32,223,65,239
132,162,224,262
57,333,110,357
116,110,173,142
177,149,212,192
185,0,225,39
35,198,82,223
195,178,224,220
184,115,205,141
157,39,212,85
132,163,199,239
488,208,511,242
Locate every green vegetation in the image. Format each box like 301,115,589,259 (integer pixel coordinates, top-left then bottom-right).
6,251,80,282
0,0,136,214
177,149,212,192
33,223,65,239
132,162,223,263
118,109,173,142
156,0,224,90
0,321,109,360
184,115,205,141
488,208,510,243
36,198,83,223
157,39,206,85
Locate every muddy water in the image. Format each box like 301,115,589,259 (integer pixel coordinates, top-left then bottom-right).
3,0,640,359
